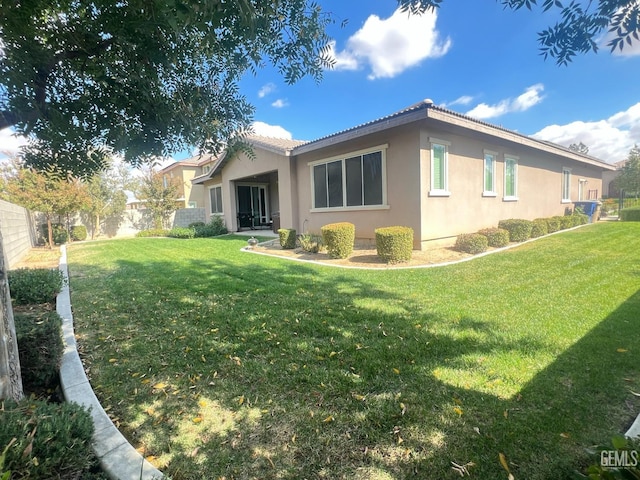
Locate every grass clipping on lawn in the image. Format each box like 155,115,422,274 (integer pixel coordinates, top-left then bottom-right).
66,225,640,480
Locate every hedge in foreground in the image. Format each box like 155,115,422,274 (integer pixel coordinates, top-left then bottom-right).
321,222,355,259
9,268,65,305
15,311,63,388
375,226,413,264
621,206,640,221
477,227,510,248
498,219,533,242
0,399,105,479
455,233,488,254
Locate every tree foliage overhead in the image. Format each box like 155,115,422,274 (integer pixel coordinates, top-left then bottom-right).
399,0,640,64
0,0,334,175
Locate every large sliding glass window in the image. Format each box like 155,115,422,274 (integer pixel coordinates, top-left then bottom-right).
312,148,385,209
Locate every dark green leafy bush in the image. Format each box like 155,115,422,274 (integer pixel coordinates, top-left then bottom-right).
498,219,533,242
194,217,227,237
278,228,297,249
530,219,549,238
620,206,640,221
188,221,206,228
9,268,65,305
0,399,105,479
581,435,640,479
15,311,63,389
546,216,562,233
168,227,195,239
299,233,323,253
321,222,355,259
375,226,413,263
70,225,88,241
477,227,510,248
40,223,68,245
454,233,488,254
572,212,589,226
136,228,169,237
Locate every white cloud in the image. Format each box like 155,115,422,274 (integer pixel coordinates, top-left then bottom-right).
0,128,28,158
328,8,451,79
258,83,276,98
441,95,474,108
532,102,640,164
465,84,545,119
251,121,293,139
271,99,289,108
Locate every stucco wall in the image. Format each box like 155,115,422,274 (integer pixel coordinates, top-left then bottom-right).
0,199,37,269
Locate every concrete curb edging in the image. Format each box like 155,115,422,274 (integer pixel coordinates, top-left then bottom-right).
57,245,164,480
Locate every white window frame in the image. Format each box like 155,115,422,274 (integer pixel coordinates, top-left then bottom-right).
308,145,389,212
483,150,498,197
503,155,519,201
562,168,572,203
429,138,450,197
209,184,223,215
578,178,587,201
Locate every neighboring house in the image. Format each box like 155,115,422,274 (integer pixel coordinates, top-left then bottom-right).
193,99,616,249
160,154,218,208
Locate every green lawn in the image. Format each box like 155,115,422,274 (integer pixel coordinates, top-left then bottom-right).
67,223,640,480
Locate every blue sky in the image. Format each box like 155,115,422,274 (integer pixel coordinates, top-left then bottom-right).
238,0,640,164
2,1,639,165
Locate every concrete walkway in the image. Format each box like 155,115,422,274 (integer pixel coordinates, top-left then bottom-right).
57,245,164,480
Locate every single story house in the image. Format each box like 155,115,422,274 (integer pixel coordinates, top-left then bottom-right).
192,99,616,250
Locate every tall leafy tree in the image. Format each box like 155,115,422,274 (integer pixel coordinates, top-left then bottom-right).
618,145,640,194
84,169,128,239
0,0,334,176
137,169,180,230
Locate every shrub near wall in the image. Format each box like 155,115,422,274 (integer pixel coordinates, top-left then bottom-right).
321,222,355,259
454,233,488,254
278,228,297,249
15,311,64,388
546,216,561,233
530,219,549,238
498,219,533,242
477,227,510,248
621,206,640,221
375,226,413,264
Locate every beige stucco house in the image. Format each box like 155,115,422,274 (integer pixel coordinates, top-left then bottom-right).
193,99,615,249
160,154,218,209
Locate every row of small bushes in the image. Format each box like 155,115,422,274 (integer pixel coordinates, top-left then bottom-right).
136,217,228,238
40,224,88,245
278,223,414,264
455,212,589,254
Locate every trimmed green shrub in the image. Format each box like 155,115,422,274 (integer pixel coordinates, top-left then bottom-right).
15,311,63,389
70,225,88,241
546,216,562,233
571,212,589,226
9,268,65,305
498,219,533,242
321,222,355,259
530,219,549,238
375,226,413,264
299,233,323,253
620,206,640,221
188,221,206,229
136,228,169,237
0,399,105,479
194,216,228,237
168,227,196,239
278,228,297,249
477,227,510,248
454,233,488,254
559,215,574,229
